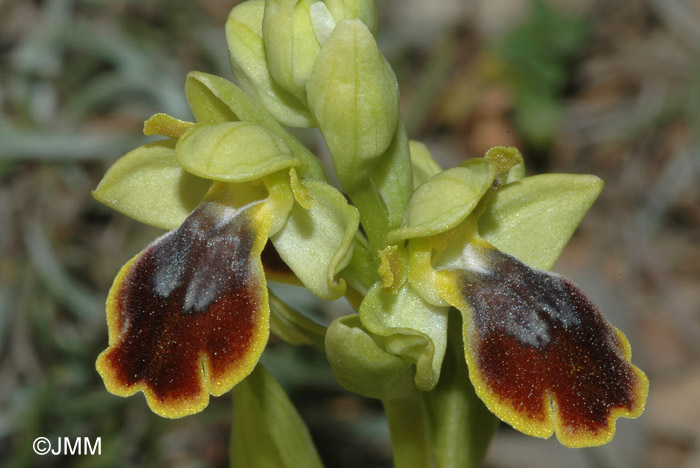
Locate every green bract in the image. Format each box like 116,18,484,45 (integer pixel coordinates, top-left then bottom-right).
307,18,399,193
263,0,321,103
232,365,325,468
323,0,378,34
226,0,314,127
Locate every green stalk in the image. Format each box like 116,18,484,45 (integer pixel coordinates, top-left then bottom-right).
382,391,433,468
426,310,499,468
348,121,413,259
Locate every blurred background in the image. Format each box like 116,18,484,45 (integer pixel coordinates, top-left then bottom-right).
1,0,699,467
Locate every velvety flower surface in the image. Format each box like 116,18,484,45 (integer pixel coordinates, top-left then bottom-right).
97,192,271,417
357,151,649,447
433,227,648,447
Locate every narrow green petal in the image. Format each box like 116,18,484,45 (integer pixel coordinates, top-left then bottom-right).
478,173,603,270
176,122,300,183
271,179,359,300
231,365,325,468
93,140,210,230
226,0,314,127
359,283,448,391
384,159,495,246
185,71,327,181
325,314,415,400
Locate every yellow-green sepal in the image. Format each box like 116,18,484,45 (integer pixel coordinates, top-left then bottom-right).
176,122,302,183
263,0,321,103
325,314,416,400
478,173,604,270
231,365,325,468
226,0,314,128
271,178,359,300
307,18,398,193
409,140,442,189
185,71,327,181
359,282,448,391
92,140,211,230
384,158,495,246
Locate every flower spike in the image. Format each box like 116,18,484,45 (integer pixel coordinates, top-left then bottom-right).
96,191,271,418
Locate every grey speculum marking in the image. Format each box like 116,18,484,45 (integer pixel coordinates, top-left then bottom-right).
150,202,255,315
461,247,582,349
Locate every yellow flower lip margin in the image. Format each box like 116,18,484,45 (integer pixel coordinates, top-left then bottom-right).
429,224,648,447
96,193,272,418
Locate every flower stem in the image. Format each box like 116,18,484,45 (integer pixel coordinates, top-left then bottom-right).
426,309,498,468
382,391,433,468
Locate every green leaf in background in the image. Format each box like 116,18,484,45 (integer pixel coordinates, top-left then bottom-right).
498,0,589,150
231,365,325,468
92,139,211,230
478,173,603,270
176,122,301,182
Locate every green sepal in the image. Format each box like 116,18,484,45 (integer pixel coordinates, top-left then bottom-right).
325,314,415,400
263,0,321,103
231,365,325,468
307,18,399,193
384,158,495,246
359,282,448,391
323,0,378,35
269,290,326,349
185,73,238,123
271,178,359,300
478,173,603,270
176,122,301,183
185,71,327,181
409,139,442,189
226,0,314,128
92,140,210,231
426,309,498,468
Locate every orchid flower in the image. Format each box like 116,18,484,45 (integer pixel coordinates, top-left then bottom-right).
94,0,647,465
